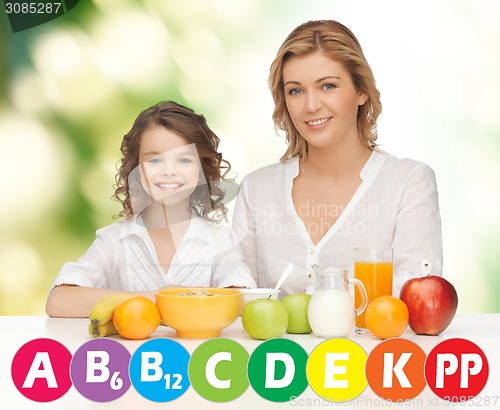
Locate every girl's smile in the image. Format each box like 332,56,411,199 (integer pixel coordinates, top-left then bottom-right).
154,181,185,193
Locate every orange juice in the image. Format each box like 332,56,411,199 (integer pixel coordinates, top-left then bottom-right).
354,261,393,329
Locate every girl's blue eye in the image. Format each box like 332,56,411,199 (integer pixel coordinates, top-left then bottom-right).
179,158,192,164
148,158,161,164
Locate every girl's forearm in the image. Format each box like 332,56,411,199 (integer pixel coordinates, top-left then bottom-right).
45,284,156,318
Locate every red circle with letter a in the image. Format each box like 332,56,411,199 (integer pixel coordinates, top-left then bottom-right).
11,338,72,402
425,338,488,402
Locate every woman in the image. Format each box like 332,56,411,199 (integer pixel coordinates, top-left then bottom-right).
232,20,442,296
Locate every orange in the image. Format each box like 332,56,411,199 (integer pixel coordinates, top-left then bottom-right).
365,296,409,340
112,296,161,340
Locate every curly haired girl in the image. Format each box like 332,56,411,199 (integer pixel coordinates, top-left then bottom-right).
47,101,255,317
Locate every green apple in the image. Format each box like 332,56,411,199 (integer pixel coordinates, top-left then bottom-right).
241,298,288,340
281,293,312,334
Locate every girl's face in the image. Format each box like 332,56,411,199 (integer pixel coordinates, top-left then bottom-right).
283,51,368,150
138,126,202,208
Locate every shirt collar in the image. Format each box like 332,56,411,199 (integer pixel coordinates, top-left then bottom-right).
285,150,385,182
118,214,215,245
181,215,217,244
360,149,385,181
118,216,148,240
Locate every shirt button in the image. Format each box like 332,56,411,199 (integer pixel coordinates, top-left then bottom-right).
309,249,315,255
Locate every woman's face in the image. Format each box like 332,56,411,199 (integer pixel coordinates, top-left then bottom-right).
283,51,367,150
138,126,202,208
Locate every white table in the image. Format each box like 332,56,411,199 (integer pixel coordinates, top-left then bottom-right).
2,314,499,409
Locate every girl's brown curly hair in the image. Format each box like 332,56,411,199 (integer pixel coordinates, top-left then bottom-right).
113,101,231,223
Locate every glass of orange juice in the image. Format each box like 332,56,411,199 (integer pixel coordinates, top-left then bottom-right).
354,248,393,334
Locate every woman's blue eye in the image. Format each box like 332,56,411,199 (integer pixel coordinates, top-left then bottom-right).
289,88,302,95
323,83,336,90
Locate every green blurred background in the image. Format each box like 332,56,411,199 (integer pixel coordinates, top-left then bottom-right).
1,0,499,314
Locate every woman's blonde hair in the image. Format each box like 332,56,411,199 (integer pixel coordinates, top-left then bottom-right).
269,20,382,161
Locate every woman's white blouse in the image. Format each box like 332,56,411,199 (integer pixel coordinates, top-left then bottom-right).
50,216,256,292
231,150,442,296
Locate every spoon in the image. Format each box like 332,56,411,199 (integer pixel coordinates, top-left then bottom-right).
268,263,294,298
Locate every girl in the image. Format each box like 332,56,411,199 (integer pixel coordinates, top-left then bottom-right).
232,20,442,296
46,101,255,317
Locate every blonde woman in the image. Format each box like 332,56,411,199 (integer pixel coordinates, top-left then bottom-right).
232,20,442,296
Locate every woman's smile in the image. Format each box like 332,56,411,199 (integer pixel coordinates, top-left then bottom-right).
305,116,333,127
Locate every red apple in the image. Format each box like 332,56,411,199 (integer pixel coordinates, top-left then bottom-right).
400,275,458,335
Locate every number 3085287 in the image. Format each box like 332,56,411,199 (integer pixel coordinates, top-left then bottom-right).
5,3,62,14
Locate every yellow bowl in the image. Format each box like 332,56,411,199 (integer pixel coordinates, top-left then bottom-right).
155,288,241,338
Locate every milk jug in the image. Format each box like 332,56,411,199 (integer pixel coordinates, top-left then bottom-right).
307,265,368,338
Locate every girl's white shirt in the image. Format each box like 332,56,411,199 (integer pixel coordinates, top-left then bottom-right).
232,150,443,296
50,215,256,292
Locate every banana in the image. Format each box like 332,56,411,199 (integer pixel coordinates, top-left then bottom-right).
88,321,119,338
89,293,133,326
